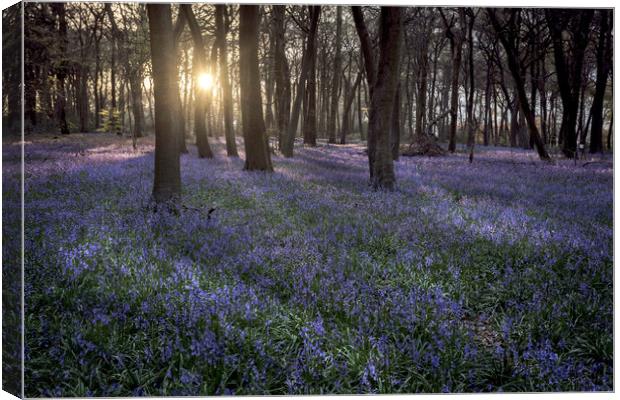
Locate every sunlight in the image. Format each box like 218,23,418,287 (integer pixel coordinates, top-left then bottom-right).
197,73,214,91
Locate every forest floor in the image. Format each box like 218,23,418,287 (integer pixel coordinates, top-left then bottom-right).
5,133,613,395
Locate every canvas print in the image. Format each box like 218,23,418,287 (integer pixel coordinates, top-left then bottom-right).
2,2,614,396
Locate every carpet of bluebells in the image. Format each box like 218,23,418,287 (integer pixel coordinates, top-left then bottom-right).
5,133,613,395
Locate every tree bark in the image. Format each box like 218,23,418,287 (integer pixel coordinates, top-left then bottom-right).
283,6,320,157
589,9,612,153
439,9,465,153
52,3,70,134
489,9,550,160
303,20,318,147
147,4,182,202
215,5,238,156
340,71,362,144
239,5,273,171
545,9,594,158
362,7,403,190
182,4,213,158
391,84,401,160
328,7,343,144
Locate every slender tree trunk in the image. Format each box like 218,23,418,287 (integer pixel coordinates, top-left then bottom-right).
357,78,364,140
272,6,291,151
182,4,213,158
283,6,320,157
465,10,476,161
489,9,550,160
129,71,145,138
328,7,343,144
52,3,69,134
447,38,463,152
216,5,238,156
303,27,318,147
483,62,492,146
414,41,429,139
340,71,362,144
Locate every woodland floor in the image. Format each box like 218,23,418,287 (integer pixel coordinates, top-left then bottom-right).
3,132,613,395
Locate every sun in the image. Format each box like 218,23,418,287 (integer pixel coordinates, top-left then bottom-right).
197,73,214,90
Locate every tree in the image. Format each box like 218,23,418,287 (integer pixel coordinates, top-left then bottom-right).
328,7,343,144
147,4,181,202
355,7,403,189
51,3,70,134
181,4,213,158
216,5,238,157
488,8,550,161
440,9,465,153
303,8,319,147
283,6,321,157
239,5,273,171
272,5,291,151
545,9,594,158
589,9,612,153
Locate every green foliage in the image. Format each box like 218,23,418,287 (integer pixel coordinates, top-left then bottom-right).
98,108,122,134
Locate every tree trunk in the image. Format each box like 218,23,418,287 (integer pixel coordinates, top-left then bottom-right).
129,70,145,138
52,3,69,134
364,7,402,190
328,7,343,144
182,4,213,158
414,38,429,139
590,9,612,153
391,84,401,160
147,4,182,202
546,9,594,158
239,5,273,171
214,6,238,156
272,6,291,151
465,9,476,161
283,6,320,157
447,40,463,152
489,9,550,160
340,71,362,144
303,26,318,147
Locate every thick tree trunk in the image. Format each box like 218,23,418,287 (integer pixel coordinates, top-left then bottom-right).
239,5,273,171
546,9,594,158
391,84,401,160
590,9,612,153
365,7,402,190
147,4,182,202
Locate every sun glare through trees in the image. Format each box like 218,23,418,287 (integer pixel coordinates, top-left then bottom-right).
1,2,614,397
